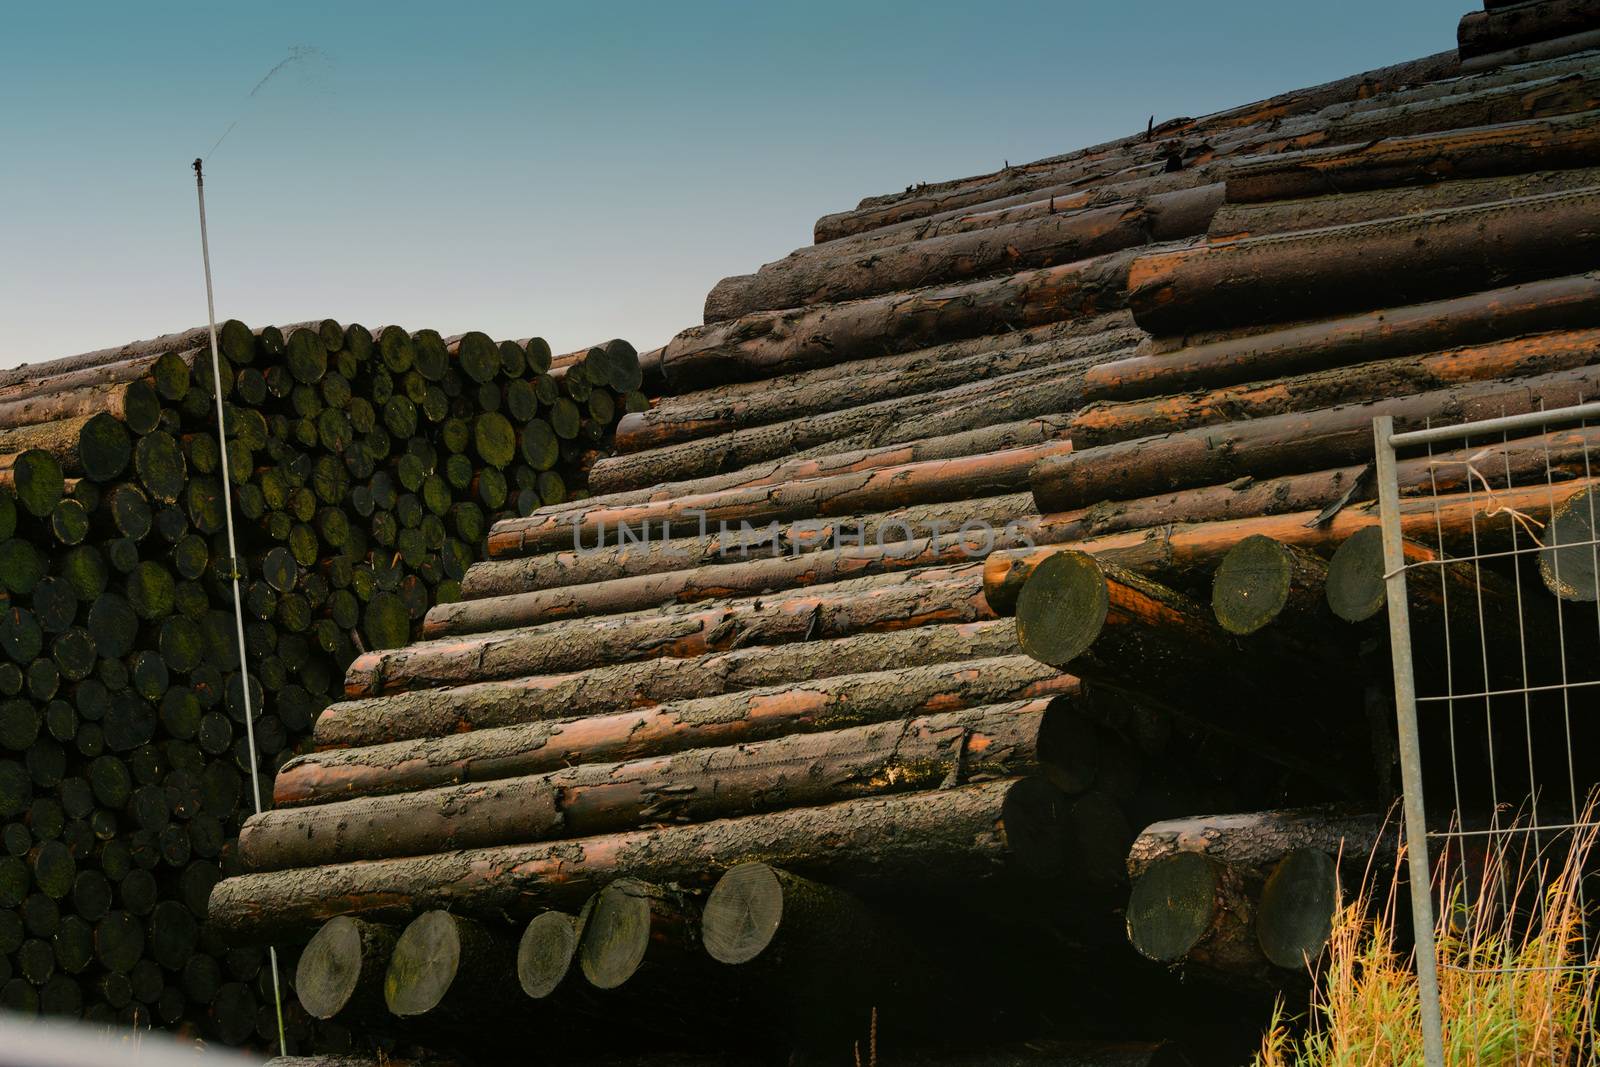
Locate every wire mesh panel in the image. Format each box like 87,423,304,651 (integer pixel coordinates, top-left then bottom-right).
1374,404,1600,1067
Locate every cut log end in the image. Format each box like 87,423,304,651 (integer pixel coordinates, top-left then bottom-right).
1541,486,1600,602
1015,552,1109,667
1325,526,1388,623
516,911,579,999
1211,534,1294,635
1037,696,1099,794
578,879,661,990
295,916,394,1020
384,911,465,1017
701,862,783,965
1126,852,1222,964
1256,849,1338,970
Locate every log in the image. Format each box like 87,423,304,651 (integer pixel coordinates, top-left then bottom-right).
705,184,1222,321
1125,853,1265,979
429,523,1032,637
1461,28,1600,74
208,777,1083,941
315,618,1022,747
459,491,1036,601
383,911,513,1019
293,916,396,1020
1066,328,1600,450
256,698,1080,869
1458,0,1600,58
1126,808,1388,882
348,561,987,698
614,319,1139,454
1082,273,1600,402
516,911,580,999
659,249,1140,390
1033,364,1600,512
1256,849,1341,970
278,658,1071,807
1221,110,1600,203
589,351,1127,495
489,441,1070,557
0,323,251,389
985,478,1600,618
1127,185,1600,336
1210,536,1329,636
1540,485,1600,600
577,879,699,990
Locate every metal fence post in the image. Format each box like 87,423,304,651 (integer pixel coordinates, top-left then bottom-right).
1373,414,1447,1067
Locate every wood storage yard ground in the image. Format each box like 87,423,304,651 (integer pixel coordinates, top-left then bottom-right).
10,1,1600,1063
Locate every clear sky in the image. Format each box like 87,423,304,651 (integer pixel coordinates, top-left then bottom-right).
1,0,1467,366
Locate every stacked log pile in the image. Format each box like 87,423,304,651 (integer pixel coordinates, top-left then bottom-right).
0,323,639,1048
202,23,1600,1066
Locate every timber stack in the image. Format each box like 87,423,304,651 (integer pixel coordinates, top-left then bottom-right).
0,322,642,1049
110,0,1600,1062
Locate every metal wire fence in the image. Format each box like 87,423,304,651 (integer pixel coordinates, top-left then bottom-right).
1375,403,1600,1067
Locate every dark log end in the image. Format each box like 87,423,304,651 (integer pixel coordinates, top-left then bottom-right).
998,777,1074,880
1256,848,1338,970
1541,487,1600,601
701,862,783,965
578,880,656,990
384,911,464,1017
1037,696,1099,794
516,911,579,999
1211,534,1294,635
1016,552,1109,667
1126,852,1217,964
1326,527,1387,622
296,915,391,1020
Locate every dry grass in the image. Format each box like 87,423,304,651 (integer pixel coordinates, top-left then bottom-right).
1256,803,1600,1066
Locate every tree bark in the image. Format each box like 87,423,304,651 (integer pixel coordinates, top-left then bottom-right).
590,350,1128,495
1083,272,1600,403
283,658,1072,807
491,441,1068,559
659,249,1140,390
1222,110,1600,204
1461,28,1600,74
985,477,1600,617
615,318,1138,453
317,618,1023,747
1127,185,1600,337
0,322,251,390
460,492,1036,600
1127,808,1390,882
208,777,1083,941
344,565,992,699
1210,536,1330,637
1068,329,1600,450
1034,364,1600,512
706,184,1222,321
1458,0,1600,58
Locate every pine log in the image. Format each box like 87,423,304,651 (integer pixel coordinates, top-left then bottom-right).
1459,0,1600,59
344,565,991,698
1210,536,1329,636
706,184,1222,321
1034,364,1600,513
1214,166,1600,240
516,911,581,999
293,916,396,1020
0,323,251,389
1125,853,1266,980
615,319,1139,454
1083,273,1600,402
0,348,195,407
283,658,1070,806
252,700,1078,869
577,879,700,990
985,478,1600,617
658,249,1140,390
1222,110,1600,203
1256,849,1341,970
1540,486,1600,600
590,352,1126,494
430,524,1033,637
514,414,1073,522
1127,186,1600,336
208,777,1083,941
460,492,1036,600
1127,808,1389,882
490,441,1069,558
383,911,514,1019
1462,29,1600,74
1067,329,1600,450
315,618,1022,747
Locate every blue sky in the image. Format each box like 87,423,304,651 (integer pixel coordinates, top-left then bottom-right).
1,1,1466,366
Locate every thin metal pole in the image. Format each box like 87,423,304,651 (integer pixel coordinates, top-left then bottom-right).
193,158,288,1057
1373,415,1447,1067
